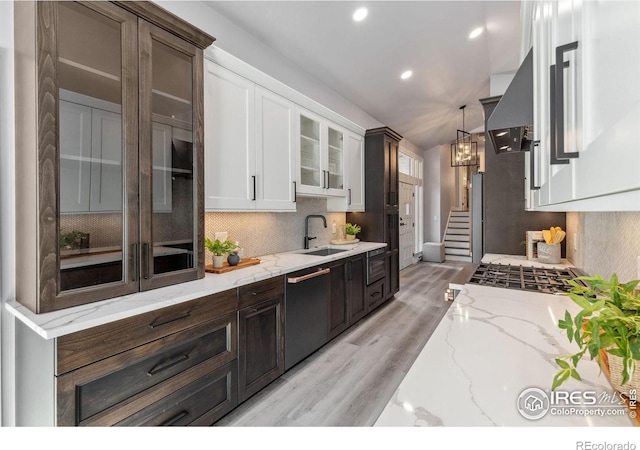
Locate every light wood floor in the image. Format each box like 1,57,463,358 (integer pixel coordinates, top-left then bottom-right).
216,260,470,427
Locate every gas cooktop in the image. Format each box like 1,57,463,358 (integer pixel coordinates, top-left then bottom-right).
467,263,587,294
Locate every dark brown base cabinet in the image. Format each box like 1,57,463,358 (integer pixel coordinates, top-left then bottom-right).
237,277,286,403
55,290,238,426
15,258,384,426
328,254,369,341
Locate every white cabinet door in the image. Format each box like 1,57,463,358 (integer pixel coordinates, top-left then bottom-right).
204,61,256,210
60,100,92,213
325,122,346,196
255,86,296,211
296,107,325,196
296,108,347,198
345,131,364,211
571,0,640,200
529,0,640,211
152,122,173,213
326,131,365,212
90,108,123,212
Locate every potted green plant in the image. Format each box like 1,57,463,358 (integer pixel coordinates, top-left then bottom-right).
552,274,640,395
344,223,361,241
205,238,238,268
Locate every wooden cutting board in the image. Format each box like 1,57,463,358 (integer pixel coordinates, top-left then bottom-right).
205,258,260,274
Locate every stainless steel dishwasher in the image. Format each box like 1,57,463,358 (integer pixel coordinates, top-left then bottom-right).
284,266,330,370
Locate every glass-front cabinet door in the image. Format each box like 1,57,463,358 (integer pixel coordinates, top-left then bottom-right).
297,109,346,196
138,20,203,290
299,110,323,192
14,1,212,313
55,1,139,309
326,125,345,192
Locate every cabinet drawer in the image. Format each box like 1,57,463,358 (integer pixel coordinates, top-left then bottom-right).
367,279,386,311
57,313,236,426
238,276,284,309
56,289,237,375
115,362,237,426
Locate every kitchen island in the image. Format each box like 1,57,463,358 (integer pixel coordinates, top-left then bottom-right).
374,280,634,426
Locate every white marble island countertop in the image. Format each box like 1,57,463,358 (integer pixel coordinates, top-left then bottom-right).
6,241,386,340
375,282,634,426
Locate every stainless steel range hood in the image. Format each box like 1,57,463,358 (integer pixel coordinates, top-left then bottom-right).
486,48,533,154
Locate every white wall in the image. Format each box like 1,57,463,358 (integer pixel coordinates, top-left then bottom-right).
155,0,384,131
0,0,15,426
423,145,441,243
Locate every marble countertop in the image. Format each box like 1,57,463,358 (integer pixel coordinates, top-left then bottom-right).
481,253,576,269
374,282,633,426
6,241,386,340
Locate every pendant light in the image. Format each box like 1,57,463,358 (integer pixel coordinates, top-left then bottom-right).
450,105,478,167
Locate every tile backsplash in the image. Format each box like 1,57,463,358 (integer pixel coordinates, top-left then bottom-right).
566,212,640,282
204,197,346,259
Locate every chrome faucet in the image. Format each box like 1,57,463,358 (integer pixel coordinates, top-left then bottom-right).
304,215,327,249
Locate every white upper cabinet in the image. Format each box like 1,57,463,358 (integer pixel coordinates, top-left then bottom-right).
60,100,92,213
327,131,365,212
203,49,364,211
60,92,124,214
90,108,123,213
296,107,346,197
204,61,296,211
528,0,640,211
255,86,296,210
204,61,256,210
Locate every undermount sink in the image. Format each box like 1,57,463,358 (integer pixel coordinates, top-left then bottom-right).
303,248,348,256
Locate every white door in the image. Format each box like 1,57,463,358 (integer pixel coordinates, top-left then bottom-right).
345,132,364,211
399,181,415,270
90,108,123,212
204,61,256,210
255,86,296,210
59,100,92,213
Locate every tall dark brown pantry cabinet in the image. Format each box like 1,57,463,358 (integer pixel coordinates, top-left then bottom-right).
14,1,214,313
347,127,402,304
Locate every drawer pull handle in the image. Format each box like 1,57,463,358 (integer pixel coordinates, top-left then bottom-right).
148,312,191,329
148,353,190,376
160,410,190,426
251,287,276,296
287,268,331,283
370,291,381,297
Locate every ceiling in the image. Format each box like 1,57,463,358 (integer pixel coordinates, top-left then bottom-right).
204,1,523,151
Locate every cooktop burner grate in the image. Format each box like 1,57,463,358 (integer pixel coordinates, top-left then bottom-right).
467,263,587,294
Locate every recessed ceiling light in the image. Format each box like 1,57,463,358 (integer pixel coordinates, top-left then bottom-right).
469,27,484,39
496,131,508,137
353,7,368,22
401,70,413,80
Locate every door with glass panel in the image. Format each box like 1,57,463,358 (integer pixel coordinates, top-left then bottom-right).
326,124,345,194
55,1,139,308
138,20,203,291
298,109,324,195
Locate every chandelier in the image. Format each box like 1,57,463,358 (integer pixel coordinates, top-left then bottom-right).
450,105,478,167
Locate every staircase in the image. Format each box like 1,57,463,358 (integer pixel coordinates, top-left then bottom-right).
443,210,472,262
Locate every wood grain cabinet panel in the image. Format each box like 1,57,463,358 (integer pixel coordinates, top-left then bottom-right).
56,288,237,375
56,312,236,426
238,294,285,403
14,1,214,314
115,362,237,426
348,253,367,324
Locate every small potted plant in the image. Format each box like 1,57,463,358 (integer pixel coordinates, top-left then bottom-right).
205,237,238,268
552,274,640,395
344,223,361,241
